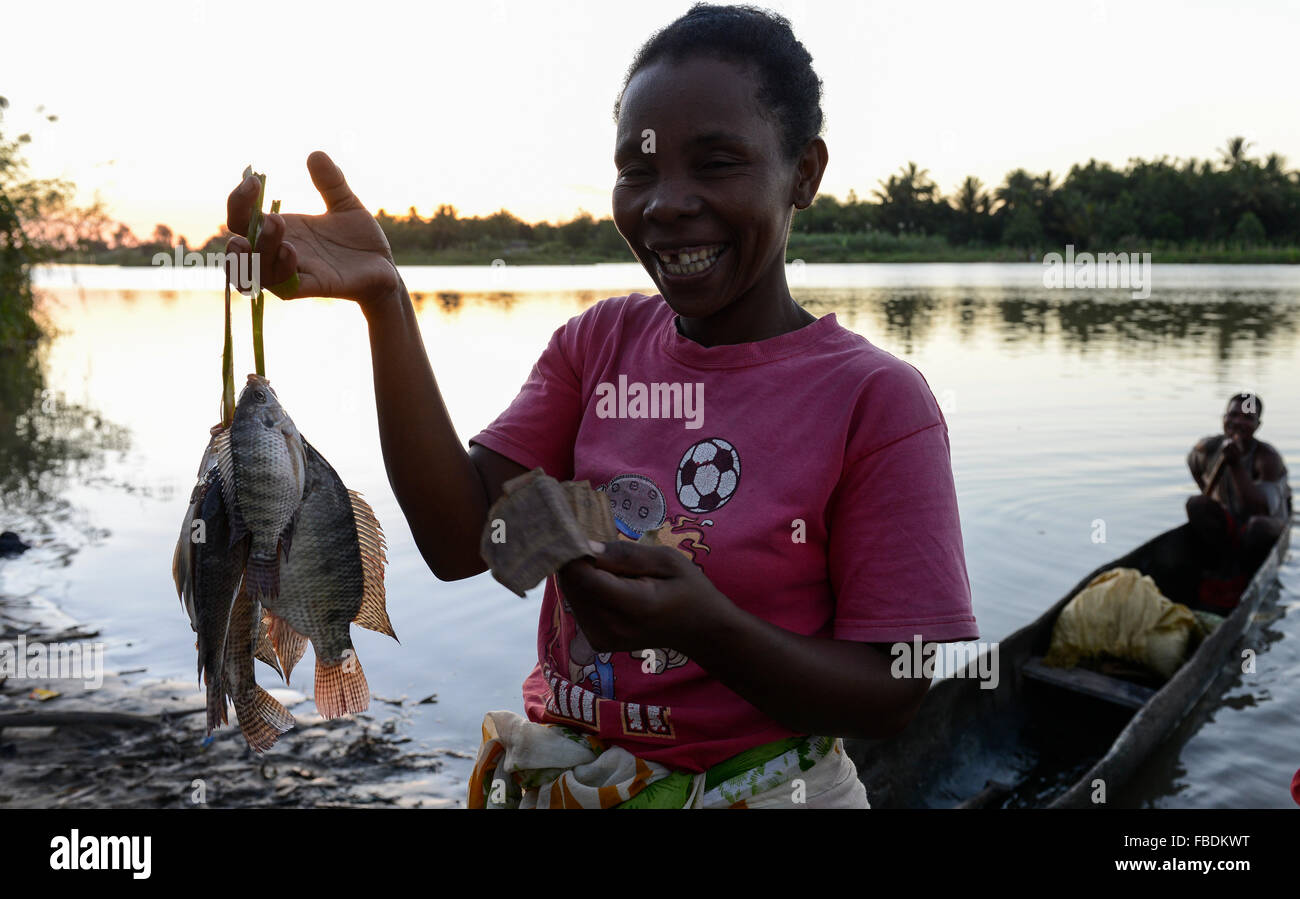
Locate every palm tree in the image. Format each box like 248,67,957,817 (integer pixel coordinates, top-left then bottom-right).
872,162,939,233
1219,136,1255,170
994,169,1037,215
949,176,992,244
954,176,991,216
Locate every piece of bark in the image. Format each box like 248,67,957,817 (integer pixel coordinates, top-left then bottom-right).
480,469,600,596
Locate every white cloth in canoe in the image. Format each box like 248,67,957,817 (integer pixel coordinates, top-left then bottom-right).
1044,567,1200,679
467,710,869,808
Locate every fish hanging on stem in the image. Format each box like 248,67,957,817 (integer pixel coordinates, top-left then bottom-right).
171,166,397,753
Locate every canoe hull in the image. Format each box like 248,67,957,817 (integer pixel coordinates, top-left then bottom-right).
844,520,1291,809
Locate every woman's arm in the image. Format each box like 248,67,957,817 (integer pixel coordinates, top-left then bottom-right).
686,602,930,740
557,542,931,740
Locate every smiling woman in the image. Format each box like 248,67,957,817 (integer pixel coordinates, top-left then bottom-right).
224,2,977,810
611,6,827,344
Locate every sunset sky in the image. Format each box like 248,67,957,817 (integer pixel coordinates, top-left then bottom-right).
4,0,1298,246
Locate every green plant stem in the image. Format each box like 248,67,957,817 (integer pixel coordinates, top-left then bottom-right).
221,274,234,427
245,168,267,378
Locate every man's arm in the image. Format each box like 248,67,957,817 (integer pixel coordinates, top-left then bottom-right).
1222,439,1276,516
1250,444,1289,519
1188,437,1215,489
1257,444,1286,482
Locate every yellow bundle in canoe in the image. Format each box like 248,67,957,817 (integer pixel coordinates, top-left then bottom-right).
1044,567,1200,680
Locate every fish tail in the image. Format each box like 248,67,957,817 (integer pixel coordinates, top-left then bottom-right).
205,673,229,733
268,613,308,683
314,652,370,719
232,684,295,753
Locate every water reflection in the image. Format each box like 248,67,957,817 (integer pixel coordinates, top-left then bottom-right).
794,287,1299,359
0,301,131,544
420,288,611,316
409,283,1300,361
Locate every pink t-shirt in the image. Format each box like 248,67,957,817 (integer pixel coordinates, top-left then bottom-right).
471,292,977,771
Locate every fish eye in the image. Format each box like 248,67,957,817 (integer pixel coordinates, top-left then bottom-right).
254,390,267,402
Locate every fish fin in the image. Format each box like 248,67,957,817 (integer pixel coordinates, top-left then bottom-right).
279,508,298,563
244,545,281,603
314,652,369,719
183,529,205,628
285,429,308,514
268,613,308,683
231,684,295,753
212,427,235,505
212,432,248,546
171,537,183,602
349,490,396,639
255,608,284,680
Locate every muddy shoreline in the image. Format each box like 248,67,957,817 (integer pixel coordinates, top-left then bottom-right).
0,588,471,809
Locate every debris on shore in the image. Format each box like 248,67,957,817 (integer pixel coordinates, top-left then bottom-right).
0,592,466,809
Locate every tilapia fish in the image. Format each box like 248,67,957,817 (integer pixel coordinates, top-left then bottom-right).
215,374,307,604
223,584,295,752
261,440,395,719
173,426,224,629
174,425,285,743
187,467,244,730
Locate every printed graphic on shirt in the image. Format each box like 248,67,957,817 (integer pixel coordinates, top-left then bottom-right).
539,661,677,739
602,473,667,539
541,662,602,729
543,439,740,723
562,471,699,696
621,698,675,738
675,437,741,513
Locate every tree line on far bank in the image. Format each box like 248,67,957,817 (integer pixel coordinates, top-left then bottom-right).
22,136,1300,268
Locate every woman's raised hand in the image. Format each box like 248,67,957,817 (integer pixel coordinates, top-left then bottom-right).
225,151,401,309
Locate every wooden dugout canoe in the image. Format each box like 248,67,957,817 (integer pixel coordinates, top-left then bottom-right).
844,518,1292,808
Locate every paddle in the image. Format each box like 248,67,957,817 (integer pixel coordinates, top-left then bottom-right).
1201,443,1235,496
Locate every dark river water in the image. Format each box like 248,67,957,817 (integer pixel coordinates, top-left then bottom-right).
3,262,1297,807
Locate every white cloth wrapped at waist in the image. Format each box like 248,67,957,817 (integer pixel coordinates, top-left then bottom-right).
466,710,870,809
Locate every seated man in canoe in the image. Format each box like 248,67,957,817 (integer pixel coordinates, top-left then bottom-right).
1185,393,1291,579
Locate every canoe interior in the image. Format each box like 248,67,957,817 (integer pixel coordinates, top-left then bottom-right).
845,521,1289,809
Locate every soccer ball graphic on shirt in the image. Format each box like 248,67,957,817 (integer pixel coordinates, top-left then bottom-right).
675,437,741,513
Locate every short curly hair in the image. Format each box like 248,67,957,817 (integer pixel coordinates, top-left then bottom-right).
613,4,824,161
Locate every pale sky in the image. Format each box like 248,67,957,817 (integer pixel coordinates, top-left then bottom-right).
4,0,1298,246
